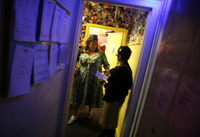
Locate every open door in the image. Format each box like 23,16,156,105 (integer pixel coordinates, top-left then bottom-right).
64,0,173,137
105,33,123,69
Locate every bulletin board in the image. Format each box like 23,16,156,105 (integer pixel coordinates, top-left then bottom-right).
0,0,71,97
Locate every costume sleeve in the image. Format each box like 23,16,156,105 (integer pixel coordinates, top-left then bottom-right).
101,51,110,70
77,49,84,62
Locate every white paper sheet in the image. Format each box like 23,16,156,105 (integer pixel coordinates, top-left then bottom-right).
154,68,179,119
8,44,34,97
51,6,65,41
39,0,55,41
168,75,200,137
13,0,39,42
57,63,65,70
58,43,71,64
33,44,49,85
59,13,70,43
95,71,108,81
49,44,58,76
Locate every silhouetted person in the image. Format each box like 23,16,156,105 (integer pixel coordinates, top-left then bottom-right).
98,46,133,137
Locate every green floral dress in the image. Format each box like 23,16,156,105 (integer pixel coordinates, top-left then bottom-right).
71,50,110,108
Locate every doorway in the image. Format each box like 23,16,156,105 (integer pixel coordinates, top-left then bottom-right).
82,21,145,136
80,2,150,137
63,0,168,137
67,1,149,136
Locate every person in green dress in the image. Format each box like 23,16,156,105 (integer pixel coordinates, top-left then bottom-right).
68,35,110,125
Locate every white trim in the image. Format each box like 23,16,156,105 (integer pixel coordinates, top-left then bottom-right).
60,0,84,137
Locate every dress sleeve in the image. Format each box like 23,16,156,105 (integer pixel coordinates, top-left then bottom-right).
101,51,110,70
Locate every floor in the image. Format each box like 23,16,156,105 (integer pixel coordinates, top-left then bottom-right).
65,106,104,137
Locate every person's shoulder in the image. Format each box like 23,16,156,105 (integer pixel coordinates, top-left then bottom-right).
118,65,127,71
97,50,105,56
119,64,131,73
79,49,86,53
80,50,88,57
98,50,104,54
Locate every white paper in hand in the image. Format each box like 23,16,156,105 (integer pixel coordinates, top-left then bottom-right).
95,71,108,81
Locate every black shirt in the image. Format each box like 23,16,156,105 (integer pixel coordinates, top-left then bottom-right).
103,62,133,102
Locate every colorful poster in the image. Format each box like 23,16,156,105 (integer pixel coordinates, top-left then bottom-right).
154,68,179,119
168,75,200,137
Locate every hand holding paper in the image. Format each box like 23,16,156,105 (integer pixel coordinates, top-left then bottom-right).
95,71,108,81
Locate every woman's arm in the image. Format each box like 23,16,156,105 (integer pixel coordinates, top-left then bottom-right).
101,51,110,70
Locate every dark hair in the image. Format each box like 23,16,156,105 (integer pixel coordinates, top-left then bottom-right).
85,37,99,52
88,34,98,40
118,46,132,61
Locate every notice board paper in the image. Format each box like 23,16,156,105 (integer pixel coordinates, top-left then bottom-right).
154,68,179,120
33,44,49,85
39,0,55,41
58,43,71,64
168,75,200,137
13,0,39,42
49,44,58,76
59,13,70,43
51,6,65,41
8,44,34,97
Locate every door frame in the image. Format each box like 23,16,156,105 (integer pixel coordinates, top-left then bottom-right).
119,0,173,136
64,0,173,136
84,23,128,45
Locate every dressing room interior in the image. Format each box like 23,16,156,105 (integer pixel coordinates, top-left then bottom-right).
0,0,200,137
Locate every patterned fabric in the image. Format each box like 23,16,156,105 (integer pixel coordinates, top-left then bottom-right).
71,50,110,108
